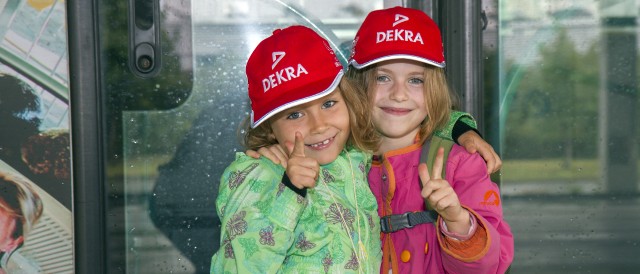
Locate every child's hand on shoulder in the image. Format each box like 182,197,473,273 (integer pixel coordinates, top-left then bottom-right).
458,130,502,174
419,147,470,234
246,145,289,168
284,132,319,189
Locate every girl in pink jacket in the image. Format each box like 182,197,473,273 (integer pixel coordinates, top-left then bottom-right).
346,6,514,273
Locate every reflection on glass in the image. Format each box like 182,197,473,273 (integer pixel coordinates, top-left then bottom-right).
495,0,639,272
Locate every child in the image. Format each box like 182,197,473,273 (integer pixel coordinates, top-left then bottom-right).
347,6,514,273
210,25,382,273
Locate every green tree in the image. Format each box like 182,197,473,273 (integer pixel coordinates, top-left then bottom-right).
504,27,599,162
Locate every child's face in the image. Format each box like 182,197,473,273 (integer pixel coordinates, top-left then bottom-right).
370,59,427,144
270,89,350,165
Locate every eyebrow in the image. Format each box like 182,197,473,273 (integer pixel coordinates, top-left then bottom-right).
376,67,424,76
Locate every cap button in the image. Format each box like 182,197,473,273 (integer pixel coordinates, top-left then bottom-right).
273,29,282,35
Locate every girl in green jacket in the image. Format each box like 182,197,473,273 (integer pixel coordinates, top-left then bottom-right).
210,25,382,273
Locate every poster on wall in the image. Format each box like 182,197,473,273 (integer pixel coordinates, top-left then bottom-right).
0,0,73,273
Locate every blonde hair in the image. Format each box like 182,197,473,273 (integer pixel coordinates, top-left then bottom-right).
346,63,451,145
0,171,43,241
241,77,379,153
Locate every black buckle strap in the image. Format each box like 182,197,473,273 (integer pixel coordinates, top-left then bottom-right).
380,210,439,233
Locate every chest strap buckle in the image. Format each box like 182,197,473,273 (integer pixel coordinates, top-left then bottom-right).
380,210,439,233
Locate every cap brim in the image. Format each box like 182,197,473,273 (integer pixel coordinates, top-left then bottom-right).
350,54,445,69
251,70,344,128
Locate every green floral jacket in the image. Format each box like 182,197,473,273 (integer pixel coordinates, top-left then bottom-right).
210,147,382,273
435,110,477,141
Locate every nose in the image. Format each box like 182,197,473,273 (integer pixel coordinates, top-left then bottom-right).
307,111,329,134
389,82,408,102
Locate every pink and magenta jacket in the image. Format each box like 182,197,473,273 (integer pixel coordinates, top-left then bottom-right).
368,139,514,273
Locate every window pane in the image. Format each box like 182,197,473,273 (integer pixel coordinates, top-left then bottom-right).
493,0,640,272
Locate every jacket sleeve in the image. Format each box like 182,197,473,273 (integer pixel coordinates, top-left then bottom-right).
434,110,478,141
438,145,514,274
210,156,306,273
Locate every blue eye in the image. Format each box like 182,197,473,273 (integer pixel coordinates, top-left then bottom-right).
286,112,303,120
409,77,424,84
376,75,390,82
322,100,337,109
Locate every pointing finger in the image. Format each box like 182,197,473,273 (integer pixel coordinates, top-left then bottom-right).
432,147,444,180
418,163,431,188
289,131,306,158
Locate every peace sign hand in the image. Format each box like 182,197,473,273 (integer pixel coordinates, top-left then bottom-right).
285,132,319,189
419,147,470,234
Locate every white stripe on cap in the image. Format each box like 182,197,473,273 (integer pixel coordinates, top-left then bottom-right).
350,54,446,69
251,70,344,128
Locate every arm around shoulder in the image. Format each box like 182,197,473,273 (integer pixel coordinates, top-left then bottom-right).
435,110,478,141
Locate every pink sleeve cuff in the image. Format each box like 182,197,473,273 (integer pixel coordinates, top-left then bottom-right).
440,211,477,241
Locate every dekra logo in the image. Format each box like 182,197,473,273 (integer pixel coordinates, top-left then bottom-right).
262,51,309,92
271,51,285,69
392,14,409,27
376,13,424,45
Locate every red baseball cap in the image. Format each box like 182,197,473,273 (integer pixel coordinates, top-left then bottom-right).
349,6,445,69
247,25,344,128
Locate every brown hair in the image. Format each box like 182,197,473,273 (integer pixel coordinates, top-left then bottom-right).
346,63,451,145
240,77,379,153
21,130,71,180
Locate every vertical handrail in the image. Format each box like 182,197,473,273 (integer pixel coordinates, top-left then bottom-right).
67,0,106,273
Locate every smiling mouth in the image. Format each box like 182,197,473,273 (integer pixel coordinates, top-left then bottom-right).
381,107,411,115
307,136,335,150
